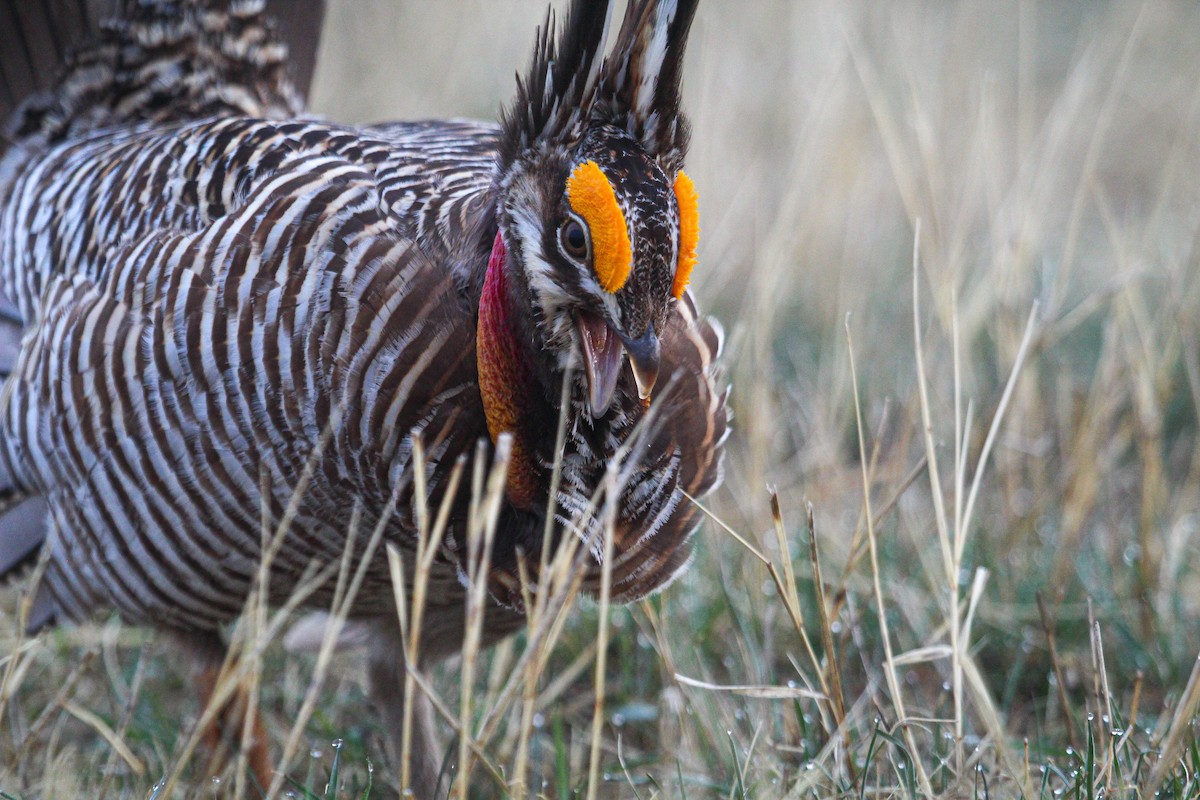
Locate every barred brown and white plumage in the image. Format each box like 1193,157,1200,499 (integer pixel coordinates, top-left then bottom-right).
0,0,727,793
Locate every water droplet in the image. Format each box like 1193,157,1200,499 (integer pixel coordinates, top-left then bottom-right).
612,713,626,727
532,712,545,728
331,738,344,749
787,680,797,689
211,777,221,786
942,681,952,692
1111,728,1124,737
1086,713,1095,722
310,748,323,759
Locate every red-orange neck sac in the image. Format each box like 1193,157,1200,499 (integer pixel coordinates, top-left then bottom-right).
476,231,541,509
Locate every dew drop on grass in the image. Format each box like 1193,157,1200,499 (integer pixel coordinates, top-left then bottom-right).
532,712,545,728
310,748,323,759
942,681,952,692
1111,728,1124,737
613,713,626,727
332,738,344,749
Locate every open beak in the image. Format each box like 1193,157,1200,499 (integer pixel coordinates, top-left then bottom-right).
576,313,661,417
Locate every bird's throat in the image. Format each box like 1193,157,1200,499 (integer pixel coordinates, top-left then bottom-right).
476,230,541,509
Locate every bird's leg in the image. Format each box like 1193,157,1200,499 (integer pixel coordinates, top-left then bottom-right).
366,619,444,800
175,630,273,792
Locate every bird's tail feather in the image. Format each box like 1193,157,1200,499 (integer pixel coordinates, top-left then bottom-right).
0,0,326,150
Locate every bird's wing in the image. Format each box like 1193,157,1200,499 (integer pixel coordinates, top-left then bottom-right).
0,121,484,630
604,289,730,600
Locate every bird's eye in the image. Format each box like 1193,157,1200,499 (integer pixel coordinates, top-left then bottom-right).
559,218,589,261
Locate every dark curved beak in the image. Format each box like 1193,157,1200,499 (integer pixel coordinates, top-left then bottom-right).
619,322,660,400
577,314,662,417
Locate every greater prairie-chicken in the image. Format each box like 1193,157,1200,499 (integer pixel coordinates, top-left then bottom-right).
0,0,727,793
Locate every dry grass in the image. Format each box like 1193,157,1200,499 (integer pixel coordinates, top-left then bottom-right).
5,1,1200,797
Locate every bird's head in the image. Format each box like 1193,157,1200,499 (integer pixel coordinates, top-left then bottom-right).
489,0,700,419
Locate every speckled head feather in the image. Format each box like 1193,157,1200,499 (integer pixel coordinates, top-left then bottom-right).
500,0,698,170
593,0,698,171
496,0,701,347
498,0,611,165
